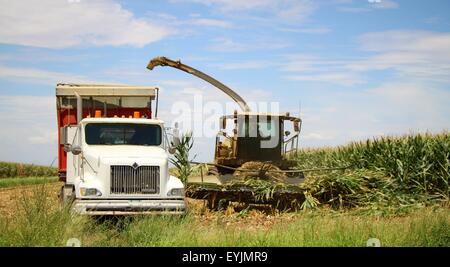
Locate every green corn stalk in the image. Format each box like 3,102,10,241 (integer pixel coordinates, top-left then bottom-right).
169,132,195,185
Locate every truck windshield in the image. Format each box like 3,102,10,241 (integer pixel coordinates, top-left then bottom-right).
85,123,162,146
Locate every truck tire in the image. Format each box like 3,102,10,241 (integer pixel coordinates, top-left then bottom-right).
59,185,75,206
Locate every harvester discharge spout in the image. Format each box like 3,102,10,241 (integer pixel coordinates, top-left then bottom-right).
147,56,251,113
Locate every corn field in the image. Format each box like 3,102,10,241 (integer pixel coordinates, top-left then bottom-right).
0,162,58,179
291,132,450,210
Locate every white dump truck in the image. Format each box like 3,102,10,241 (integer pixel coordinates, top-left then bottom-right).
56,83,186,215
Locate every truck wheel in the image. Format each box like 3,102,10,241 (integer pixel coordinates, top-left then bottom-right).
59,185,75,206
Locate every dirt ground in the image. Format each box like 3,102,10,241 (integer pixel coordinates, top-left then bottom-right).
0,182,63,218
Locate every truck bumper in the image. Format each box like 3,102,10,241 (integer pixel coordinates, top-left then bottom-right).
73,198,186,215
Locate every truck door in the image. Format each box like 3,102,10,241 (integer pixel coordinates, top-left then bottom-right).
66,125,81,184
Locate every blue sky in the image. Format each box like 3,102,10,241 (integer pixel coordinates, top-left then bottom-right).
0,0,449,165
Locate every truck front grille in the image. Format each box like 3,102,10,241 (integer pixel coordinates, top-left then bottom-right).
110,165,160,195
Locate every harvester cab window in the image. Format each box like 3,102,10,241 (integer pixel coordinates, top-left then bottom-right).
85,123,161,146
258,118,277,139
237,116,258,138
236,116,278,139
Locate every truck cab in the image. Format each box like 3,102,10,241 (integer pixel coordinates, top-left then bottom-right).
56,84,185,215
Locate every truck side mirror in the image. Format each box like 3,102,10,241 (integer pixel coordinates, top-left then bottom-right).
168,137,180,154
62,125,81,153
171,136,181,147
64,144,72,153
71,146,82,155
171,122,181,147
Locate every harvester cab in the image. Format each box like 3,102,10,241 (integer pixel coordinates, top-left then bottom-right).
215,112,302,173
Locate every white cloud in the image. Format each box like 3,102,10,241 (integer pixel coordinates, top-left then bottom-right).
177,0,316,22
369,0,399,9
276,54,366,86
423,16,442,25
208,37,248,52
297,83,450,148
275,0,316,22
368,83,450,128
190,18,233,28
158,79,195,88
213,60,272,70
209,37,290,52
28,130,57,145
285,72,365,86
182,0,274,10
358,30,450,53
278,27,331,34
0,65,90,85
350,30,450,82
337,7,370,13
302,132,334,141
0,96,57,164
0,0,172,48
277,30,450,85
338,0,398,13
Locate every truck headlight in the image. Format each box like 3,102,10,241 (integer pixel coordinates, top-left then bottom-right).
167,188,184,197
80,187,102,196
